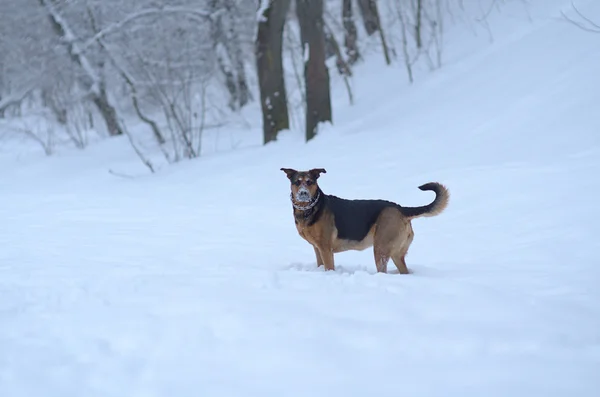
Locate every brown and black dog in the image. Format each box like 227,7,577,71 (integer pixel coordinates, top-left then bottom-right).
281,168,449,274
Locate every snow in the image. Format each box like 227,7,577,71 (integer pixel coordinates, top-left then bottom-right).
256,0,270,23
1,0,600,396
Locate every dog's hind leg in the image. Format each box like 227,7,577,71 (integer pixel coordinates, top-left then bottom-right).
373,207,402,273
391,225,414,274
373,247,391,273
391,253,410,274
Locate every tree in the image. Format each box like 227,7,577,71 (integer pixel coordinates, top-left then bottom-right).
256,0,292,144
296,0,332,142
342,0,360,65
353,0,389,65
38,0,124,136
415,0,423,49
210,0,252,111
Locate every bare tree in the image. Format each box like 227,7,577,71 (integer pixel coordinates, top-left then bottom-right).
357,0,380,35
357,0,391,65
112,9,217,162
296,0,332,142
2,0,536,167
415,0,423,48
38,0,124,137
256,0,292,144
210,0,252,110
396,2,415,83
323,20,354,105
0,58,4,118
342,0,361,65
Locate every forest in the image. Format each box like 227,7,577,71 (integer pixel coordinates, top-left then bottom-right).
1,0,536,169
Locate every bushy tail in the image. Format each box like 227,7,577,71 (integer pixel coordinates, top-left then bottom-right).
399,182,449,219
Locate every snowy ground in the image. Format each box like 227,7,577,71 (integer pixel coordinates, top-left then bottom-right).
1,1,600,396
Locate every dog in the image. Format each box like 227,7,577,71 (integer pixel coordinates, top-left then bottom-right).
281,167,449,274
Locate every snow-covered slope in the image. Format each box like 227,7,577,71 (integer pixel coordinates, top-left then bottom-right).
1,1,599,396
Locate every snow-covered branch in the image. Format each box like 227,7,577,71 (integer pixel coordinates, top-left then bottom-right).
77,6,222,54
0,85,36,112
39,0,101,96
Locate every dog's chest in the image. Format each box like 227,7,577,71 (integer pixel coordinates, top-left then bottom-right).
295,222,322,246
296,223,312,241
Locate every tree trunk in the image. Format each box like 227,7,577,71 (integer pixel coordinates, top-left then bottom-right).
357,0,379,35
297,0,332,142
92,82,122,137
415,0,423,49
0,61,4,118
211,0,251,111
357,0,391,65
223,0,251,108
256,0,291,145
324,21,354,104
342,0,360,65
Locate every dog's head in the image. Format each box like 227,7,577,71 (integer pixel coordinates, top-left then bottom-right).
280,168,326,203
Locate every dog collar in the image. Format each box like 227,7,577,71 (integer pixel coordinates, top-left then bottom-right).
291,191,321,211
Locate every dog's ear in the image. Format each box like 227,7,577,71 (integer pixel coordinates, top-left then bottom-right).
280,168,298,180
309,168,327,179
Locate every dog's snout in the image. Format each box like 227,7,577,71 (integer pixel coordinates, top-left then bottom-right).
295,187,311,202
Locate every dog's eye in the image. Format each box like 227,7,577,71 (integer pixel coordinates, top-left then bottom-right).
294,180,301,186
306,180,313,186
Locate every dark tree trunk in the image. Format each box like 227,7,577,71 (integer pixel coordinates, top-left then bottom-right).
256,0,291,145
92,82,122,137
357,0,391,65
324,21,352,77
0,62,4,118
296,0,332,142
342,0,360,65
117,65,166,145
415,0,423,49
357,0,379,35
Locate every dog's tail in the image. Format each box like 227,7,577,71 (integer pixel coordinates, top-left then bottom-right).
399,182,449,219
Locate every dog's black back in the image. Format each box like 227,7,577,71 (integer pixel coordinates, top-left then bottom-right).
325,194,398,241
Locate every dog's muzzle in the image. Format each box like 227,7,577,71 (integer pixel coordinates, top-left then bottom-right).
295,187,311,202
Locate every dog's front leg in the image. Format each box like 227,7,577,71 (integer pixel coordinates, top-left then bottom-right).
313,246,324,267
318,247,335,271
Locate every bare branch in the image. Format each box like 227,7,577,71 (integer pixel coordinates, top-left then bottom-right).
120,117,155,173
90,22,167,146
561,1,600,33
0,85,36,113
39,0,102,95
77,6,222,54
